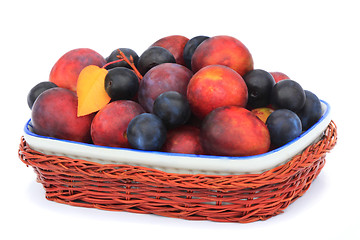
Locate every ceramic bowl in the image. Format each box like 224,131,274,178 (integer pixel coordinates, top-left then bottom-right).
23,100,331,175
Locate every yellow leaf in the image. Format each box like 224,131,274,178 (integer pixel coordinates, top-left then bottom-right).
77,65,110,117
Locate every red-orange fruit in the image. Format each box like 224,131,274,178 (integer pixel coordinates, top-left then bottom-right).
50,48,106,92
31,87,95,143
91,100,145,148
201,106,270,156
187,65,248,119
270,72,290,83
150,35,189,66
191,35,254,76
162,125,204,155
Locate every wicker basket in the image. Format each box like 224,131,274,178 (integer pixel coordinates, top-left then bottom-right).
18,120,337,223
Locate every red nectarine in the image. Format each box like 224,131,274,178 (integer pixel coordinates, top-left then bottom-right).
31,87,95,143
49,48,106,92
201,106,270,156
191,35,254,76
187,65,248,119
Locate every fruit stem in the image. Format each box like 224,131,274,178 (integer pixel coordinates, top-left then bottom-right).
116,49,143,81
102,59,125,69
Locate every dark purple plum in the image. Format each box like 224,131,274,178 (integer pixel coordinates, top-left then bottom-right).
243,69,276,109
138,63,193,112
126,113,167,151
104,67,139,100
183,35,209,70
105,48,139,70
266,109,302,148
153,91,191,128
137,46,176,76
271,79,306,112
297,90,323,131
27,81,58,109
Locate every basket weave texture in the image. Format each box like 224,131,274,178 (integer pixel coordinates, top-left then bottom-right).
18,121,337,223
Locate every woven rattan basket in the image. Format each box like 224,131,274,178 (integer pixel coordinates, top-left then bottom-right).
18,118,337,223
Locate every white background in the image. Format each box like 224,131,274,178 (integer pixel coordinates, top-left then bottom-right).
1,0,359,239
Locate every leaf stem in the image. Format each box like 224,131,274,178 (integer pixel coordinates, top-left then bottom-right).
102,59,125,69
116,49,143,81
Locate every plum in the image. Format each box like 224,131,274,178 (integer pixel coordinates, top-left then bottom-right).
138,63,193,112
105,48,139,70
271,79,306,112
91,100,145,148
297,90,322,131
137,46,176,76
104,67,139,101
31,87,95,143
27,81,57,109
183,35,209,70
126,113,167,151
243,69,276,109
187,65,248,119
153,91,191,128
201,106,270,156
49,48,106,92
150,35,189,66
191,35,254,76
266,109,302,147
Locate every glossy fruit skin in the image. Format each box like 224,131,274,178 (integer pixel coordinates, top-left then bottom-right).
153,91,191,128
150,35,189,66
201,106,270,156
27,81,57,109
271,79,306,112
162,125,204,155
183,35,209,70
270,72,290,83
297,90,322,131
191,35,254,76
127,113,167,151
243,69,276,109
104,48,139,70
31,87,95,143
104,67,139,100
49,48,106,92
266,109,302,147
138,63,193,112
137,46,176,76
187,65,248,119
91,100,145,148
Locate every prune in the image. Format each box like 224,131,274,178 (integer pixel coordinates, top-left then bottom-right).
104,67,139,100
137,46,176,76
126,113,167,151
153,91,191,128
266,109,302,147
243,69,275,109
27,81,58,109
105,48,139,70
297,90,322,130
271,79,306,112
183,35,209,70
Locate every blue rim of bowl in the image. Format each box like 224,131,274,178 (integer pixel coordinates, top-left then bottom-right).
24,100,330,161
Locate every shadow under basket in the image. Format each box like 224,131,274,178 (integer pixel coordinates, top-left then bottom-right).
18,121,337,223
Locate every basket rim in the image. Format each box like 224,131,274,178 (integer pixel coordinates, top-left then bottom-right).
23,100,331,175
18,119,337,188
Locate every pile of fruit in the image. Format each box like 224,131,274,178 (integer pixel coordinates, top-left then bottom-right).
27,35,323,157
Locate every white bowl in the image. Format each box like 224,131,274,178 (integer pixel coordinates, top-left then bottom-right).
23,100,331,175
